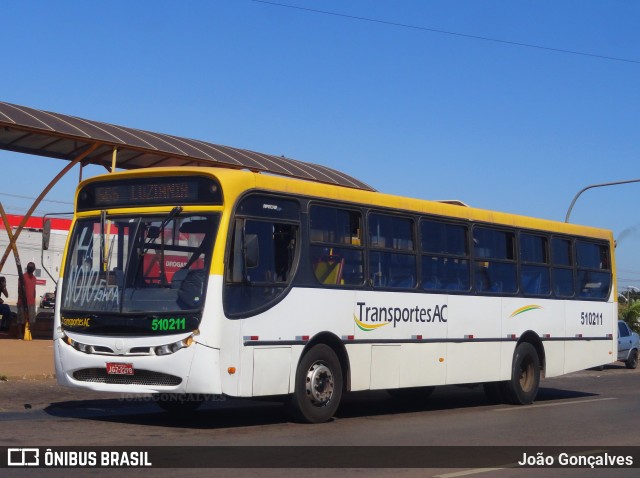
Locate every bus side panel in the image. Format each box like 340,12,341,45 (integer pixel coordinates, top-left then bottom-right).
564,300,616,373
346,344,372,391
501,298,566,378
205,276,244,397
354,290,449,389
445,296,501,384
236,289,356,396
370,344,401,389
399,343,447,387
565,340,612,373
499,342,516,381
541,342,564,378
238,344,254,397
252,347,292,396
185,344,222,394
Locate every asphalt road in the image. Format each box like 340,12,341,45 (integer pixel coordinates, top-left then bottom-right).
0,364,638,477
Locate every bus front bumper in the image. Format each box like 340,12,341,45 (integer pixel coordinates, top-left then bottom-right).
54,334,222,395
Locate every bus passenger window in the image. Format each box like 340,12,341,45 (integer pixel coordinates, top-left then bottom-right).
238,220,297,284
472,227,516,294
576,241,611,299
309,205,364,286
421,220,470,292
369,213,416,289
519,233,550,296
224,196,301,317
552,237,574,297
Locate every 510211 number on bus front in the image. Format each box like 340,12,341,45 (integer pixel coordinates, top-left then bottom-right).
151,318,187,331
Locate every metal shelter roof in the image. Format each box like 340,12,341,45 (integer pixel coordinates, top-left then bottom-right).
0,101,375,191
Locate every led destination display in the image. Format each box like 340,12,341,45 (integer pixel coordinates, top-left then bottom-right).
77,176,222,210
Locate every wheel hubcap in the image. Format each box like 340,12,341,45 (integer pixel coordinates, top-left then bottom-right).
305,361,334,406
519,357,534,392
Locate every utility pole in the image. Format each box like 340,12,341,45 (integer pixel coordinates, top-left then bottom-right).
565,178,640,223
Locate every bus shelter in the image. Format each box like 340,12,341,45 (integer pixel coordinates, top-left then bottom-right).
0,101,374,339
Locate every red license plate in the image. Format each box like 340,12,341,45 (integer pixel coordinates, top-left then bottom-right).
106,362,134,375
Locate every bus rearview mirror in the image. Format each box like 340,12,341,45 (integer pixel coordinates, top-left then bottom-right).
42,219,51,251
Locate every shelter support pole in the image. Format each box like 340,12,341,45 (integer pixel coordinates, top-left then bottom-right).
103,147,117,270
0,143,100,274
111,147,118,172
0,202,31,340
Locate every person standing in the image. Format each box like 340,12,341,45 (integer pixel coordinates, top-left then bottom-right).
0,276,10,331
17,262,37,337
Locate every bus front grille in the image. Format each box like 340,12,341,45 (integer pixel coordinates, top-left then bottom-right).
73,368,182,387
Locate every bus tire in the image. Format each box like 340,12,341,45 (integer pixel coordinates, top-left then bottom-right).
153,393,204,413
504,342,540,405
288,344,343,423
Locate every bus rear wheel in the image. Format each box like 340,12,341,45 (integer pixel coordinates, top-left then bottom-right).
503,342,540,405
288,344,343,423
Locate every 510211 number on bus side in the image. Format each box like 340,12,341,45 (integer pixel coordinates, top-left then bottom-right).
151,318,187,331
580,312,603,325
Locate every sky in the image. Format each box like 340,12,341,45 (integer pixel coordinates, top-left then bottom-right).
1,0,639,290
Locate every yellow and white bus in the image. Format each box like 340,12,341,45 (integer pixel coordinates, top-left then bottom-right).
54,167,616,422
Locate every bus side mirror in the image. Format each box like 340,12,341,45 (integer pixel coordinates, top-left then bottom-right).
42,219,51,251
245,234,259,269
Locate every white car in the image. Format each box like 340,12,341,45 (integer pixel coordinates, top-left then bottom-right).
618,320,639,369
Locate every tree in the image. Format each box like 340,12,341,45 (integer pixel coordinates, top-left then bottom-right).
619,299,640,333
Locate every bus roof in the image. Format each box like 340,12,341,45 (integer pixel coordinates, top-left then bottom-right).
0,101,375,192
247,168,613,241
82,167,613,241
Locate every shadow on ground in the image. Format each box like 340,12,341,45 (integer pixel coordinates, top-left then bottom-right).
42,383,598,430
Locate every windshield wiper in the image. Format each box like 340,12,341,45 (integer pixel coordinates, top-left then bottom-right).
161,206,184,229
142,206,183,254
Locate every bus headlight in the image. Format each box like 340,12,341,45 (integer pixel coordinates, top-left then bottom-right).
62,334,91,354
155,345,173,356
154,336,194,356
61,330,196,356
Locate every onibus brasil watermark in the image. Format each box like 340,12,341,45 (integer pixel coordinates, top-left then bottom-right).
7,448,151,467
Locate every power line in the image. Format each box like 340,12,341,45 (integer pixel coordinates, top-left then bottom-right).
0,192,73,205
250,0,640,65
0,206,66,217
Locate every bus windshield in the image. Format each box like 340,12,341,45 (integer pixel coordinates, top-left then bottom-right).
61,212,219,315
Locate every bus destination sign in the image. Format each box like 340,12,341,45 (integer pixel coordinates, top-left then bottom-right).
78,176,222,210
95,181,198,206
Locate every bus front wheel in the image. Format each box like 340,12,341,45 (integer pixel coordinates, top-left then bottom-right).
288,344,343,423
503,342,540,405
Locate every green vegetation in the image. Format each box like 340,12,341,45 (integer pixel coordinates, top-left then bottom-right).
619,299,640,333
